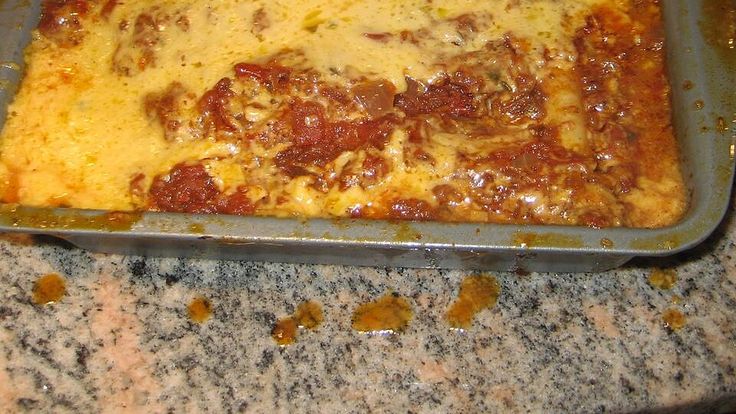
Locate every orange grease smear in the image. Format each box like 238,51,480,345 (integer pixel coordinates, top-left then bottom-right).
188,297,213,324
33,273,66,305
272,301,323,346
351,294,413,334
446,274,500,329
649,268,677,290
663,308,686,331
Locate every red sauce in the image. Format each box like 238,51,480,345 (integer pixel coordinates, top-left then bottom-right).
433,184,465,207
144,82,192,141
212,186,255,215
149,163,255,215
286,99,327,147
352,80,397,117
319,86,351,104
395,76,479,118
360,155,388,185
574,1,674,187
339,154,389,190
129,3,680,227
112,8,188,75
492,74,546,124
131,13,161,70
149,163,220,213
389,199,436,221
129,173,146,199
275,99,397,175
197,78,238,134
453,14,482,38
100,0,119,19
234,62,292,92
363,32,393,42
38,0,90,47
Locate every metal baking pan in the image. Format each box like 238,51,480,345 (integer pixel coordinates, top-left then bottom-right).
0,0,733,272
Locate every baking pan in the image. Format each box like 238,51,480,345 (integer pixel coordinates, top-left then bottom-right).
0,0,733,272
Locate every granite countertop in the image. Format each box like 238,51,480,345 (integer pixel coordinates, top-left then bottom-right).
0,191,734,413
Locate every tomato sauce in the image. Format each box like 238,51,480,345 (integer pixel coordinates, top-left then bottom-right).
38,0,90,47
148,163,254,215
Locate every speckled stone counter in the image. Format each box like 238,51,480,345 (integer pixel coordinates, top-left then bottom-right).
1,192,735,413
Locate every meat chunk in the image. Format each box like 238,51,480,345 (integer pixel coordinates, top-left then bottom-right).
38,0,90,47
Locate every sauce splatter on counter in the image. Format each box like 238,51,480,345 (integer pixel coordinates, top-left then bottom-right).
351,294,413,334
32,273,66,305
272,318,298,346
446,274,500,330
272,301,323,346
662,308,686,331
648,269,677,290
293,300,323,329
188,296,213,324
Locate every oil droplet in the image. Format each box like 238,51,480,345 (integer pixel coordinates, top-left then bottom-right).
662,308,686,330
272,317,298,346
188,297,212,324
272,301,323,346
446,274,500,330
33,273,66,305
693,100,705,110
600,238,614,249
351,294,413,334
0,62,20,71
188,223,205,233
717,116,729,134
294,301,323,329
648,268,677,290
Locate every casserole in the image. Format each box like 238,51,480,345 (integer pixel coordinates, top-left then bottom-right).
0,0,733,271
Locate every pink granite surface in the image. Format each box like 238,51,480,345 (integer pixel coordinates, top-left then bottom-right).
0,191,734,413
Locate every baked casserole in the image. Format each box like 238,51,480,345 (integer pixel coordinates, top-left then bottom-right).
0,0,687,228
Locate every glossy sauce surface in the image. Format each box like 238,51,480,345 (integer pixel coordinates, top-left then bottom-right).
32,273,66,305
351,294,413,334
188,296,213,324
662,308,686,331
648,269,677,290
446,274,500,329
272,301,323,345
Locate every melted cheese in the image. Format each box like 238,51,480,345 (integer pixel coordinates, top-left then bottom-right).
0,0,687,227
